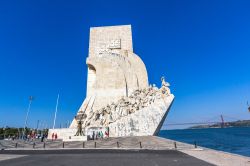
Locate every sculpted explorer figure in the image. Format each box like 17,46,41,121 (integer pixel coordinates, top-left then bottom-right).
161,76,170,95
75,116,84,136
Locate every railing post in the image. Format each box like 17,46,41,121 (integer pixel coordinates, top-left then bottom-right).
82,142,85,148
117,142,119,148
139,142,142,148
174,142,177,149
62,142,64,148
43,142,45,149
15,143,17,148
194,141,197,148
94,142,96,148
33,142,35,149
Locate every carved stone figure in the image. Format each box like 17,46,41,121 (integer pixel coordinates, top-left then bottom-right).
80,85,166,128
160,76,170,95
75,116,84,136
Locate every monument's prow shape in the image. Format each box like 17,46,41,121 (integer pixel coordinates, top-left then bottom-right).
49,25,174,140
70,25,150,128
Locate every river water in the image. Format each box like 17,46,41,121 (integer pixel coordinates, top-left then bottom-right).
159,127,250,157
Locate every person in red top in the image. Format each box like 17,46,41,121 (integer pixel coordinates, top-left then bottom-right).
52,133,55,141
55,133,58,140
105,128,109,138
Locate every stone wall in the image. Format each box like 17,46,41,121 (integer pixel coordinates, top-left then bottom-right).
108,94,174,137
48,128,77,140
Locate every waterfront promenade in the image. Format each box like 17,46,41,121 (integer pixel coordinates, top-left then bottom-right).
0,136,250,166
0,149,213,166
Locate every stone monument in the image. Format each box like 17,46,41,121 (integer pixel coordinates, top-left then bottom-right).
48,25,174,140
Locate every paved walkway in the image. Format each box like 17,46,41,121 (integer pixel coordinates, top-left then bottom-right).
1,136,250,166
0,154,26,162
181,148,250,166
0,136,193,149
0,149,214,166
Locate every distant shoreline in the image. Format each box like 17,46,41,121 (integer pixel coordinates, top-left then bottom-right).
188,120,250,129
160,123,250,131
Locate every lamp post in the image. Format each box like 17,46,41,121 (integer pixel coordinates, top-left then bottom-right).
3,126,6,140
53,94,60,129
23,96,34,139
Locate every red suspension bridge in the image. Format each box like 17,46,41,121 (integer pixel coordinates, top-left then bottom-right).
163,114,244,128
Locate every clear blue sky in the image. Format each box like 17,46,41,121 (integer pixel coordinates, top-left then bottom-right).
0,0,250,129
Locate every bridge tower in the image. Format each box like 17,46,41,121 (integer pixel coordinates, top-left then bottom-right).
247,101,250,112
220,115,225,128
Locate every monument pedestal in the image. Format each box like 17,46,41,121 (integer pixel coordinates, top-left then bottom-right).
63,135,87,142
48,128,87,142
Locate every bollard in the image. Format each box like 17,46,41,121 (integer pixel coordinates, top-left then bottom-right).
33,142,35,149
43,142,45,149
117,142,119,148
82,142,85,148
139,142,142,149
174,142,177,149
15,143,17,148
94,142,97,148
194,141,197,148
62,142,65,148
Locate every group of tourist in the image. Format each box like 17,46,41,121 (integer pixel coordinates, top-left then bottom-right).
88,129,109,140
3,132,48,142
25,132,47,142
89,131,102,140
4,135,18,141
